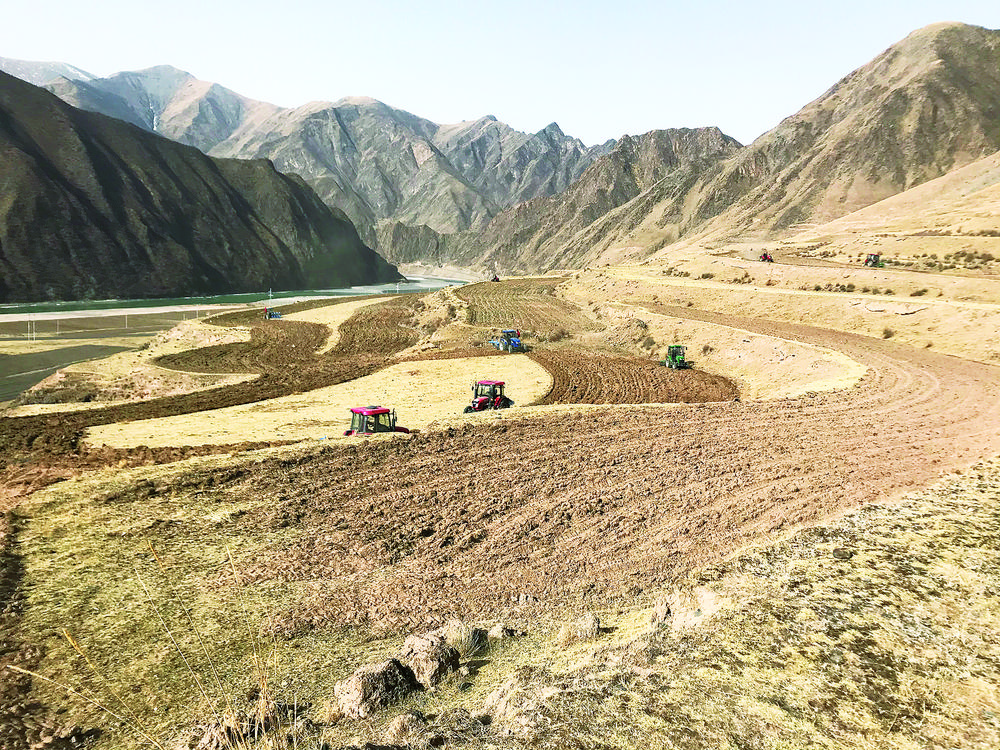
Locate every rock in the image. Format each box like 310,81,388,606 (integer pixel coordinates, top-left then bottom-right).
334,659,420,719
399,632,460,688
488,623,525,640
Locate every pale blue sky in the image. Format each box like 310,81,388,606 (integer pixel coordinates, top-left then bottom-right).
3,1,998,146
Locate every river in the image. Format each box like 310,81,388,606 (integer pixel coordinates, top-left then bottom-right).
0,276,467,320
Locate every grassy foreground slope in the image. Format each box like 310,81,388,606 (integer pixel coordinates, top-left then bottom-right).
2,270,1000,749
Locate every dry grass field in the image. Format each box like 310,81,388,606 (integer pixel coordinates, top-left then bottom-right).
2,262,1000,750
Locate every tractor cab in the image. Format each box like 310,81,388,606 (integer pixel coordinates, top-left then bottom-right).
864,253,884,267
491,329,524,353
465,380,513,412
264,307,282,319
663,345,692,369
344,406,410,436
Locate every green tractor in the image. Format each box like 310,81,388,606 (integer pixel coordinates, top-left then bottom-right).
661,345,691,369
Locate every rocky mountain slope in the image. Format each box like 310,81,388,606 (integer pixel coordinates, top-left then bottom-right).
356,22,1000,273
28,65,613,248
377,127,742,272
0,72,400,303
583,22,1000,262
12,21,997,275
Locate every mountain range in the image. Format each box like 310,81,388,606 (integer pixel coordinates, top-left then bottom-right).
378,22,1000,272
33,66,614,251
3,21,999,283
0,71,400,303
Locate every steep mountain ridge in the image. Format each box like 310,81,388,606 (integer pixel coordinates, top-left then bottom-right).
9,21,998,276
434,21,1000,271
606,21,1000,255
377,127,742,271
49,65,282,152
29,64,613,248
0,71,399,303
0,56,94,86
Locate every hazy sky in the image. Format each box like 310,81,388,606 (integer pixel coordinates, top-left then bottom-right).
3,1,998,146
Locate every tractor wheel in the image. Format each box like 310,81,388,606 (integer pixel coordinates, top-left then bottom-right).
500,398,512,409
463,406,474,414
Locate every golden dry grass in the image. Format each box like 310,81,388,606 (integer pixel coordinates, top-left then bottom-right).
84,354,551,448
15,450,1000,749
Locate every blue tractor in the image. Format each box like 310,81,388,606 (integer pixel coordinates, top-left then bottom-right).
490,329,525,353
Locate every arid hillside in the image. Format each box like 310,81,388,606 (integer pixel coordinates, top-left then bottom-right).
0,72,400,303
379,22,1000,273
25,64,614,250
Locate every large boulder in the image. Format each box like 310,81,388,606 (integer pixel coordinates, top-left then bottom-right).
334,659,420,719
399,632,460,688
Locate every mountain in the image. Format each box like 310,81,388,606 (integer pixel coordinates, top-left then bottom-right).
393,21,1000,272
0,56,94,86
686,22,1000,238
376,127,742,272
16,21,997,276
46,65,283,153
23,63,613,248
0,71,400,303
580,21,1000,259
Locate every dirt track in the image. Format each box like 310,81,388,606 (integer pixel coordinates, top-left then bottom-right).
191,314,1000,636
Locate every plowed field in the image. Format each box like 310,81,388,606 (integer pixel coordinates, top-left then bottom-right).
0,297,424,453
457,277,600,333
528,349,738,405
166,313,1000,636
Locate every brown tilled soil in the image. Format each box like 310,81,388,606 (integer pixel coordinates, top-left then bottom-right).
182,315,1000,638
528,349,738,405
0,297,424,454
457,277,600,334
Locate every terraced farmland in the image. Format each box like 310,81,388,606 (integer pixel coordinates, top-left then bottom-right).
456,278,600,334
528,349,738,405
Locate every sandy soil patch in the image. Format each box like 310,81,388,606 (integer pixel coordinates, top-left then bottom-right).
283,296,393,354
86,354,551,448
605,304,865,399
570,267,1000,363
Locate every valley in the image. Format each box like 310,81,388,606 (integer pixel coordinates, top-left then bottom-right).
1,16,1000,750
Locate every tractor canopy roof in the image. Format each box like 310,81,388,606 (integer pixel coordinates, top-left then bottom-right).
476,380,505,386
349,405,391,416
501,329,518,335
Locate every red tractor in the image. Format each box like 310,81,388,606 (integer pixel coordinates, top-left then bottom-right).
344,406,410,436
464,380,513,413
